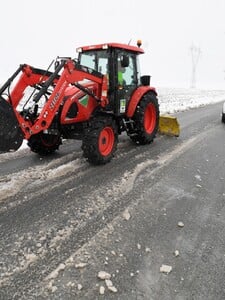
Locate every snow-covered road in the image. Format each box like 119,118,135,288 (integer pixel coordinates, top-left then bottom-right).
0,90,225,299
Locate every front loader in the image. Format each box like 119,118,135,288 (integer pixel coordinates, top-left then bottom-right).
0,41,179,164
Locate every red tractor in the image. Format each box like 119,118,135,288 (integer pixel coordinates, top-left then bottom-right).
0,41,162,164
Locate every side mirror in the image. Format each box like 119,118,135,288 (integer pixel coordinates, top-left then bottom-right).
121,55,129,68
141,75,151,86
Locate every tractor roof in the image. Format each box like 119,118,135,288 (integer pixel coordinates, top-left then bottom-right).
77,43,144,54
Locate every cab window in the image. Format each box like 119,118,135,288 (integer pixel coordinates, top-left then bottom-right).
79,50,108,75
79,53,95,70
117,54,137,86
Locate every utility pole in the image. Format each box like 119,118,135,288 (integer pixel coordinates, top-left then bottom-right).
190,44,201,88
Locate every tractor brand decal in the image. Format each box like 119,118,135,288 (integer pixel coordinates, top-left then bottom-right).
49,82,67,110
50,93,60,110
79,95,89,107
120,99,126,113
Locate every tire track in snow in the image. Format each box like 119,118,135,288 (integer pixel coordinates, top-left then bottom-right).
0,127,212,297
0,153,86,205
0,134,152,209
0,148,30,163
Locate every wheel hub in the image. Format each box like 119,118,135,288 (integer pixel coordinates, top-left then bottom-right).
98,127,115,156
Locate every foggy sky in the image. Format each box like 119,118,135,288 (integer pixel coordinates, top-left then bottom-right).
1,0,225,89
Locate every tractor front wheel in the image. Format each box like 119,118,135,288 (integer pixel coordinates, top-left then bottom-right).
82,116,118,165
28,132,62,155
130,92,159,145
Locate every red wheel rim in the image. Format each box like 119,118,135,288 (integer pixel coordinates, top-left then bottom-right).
98,127,115,156
144,103,156,134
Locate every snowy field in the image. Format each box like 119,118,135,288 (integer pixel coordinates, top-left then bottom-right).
158,87,225,114
18,87,225,151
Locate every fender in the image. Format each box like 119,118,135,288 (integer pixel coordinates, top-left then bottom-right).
126,86,157,118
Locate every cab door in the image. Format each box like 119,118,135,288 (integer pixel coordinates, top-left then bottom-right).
115,51,138,116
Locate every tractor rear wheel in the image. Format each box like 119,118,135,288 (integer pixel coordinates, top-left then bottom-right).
82,116,118,165
28,132,62,155
130,92,159,145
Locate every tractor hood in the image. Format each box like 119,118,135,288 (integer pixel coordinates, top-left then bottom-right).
60,81,99,124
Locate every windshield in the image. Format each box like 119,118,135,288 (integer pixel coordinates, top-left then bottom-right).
78,50,109,75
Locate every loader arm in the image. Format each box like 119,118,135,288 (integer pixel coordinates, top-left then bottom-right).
0,64,62,153
23,61,108,139
4,60,108,140
1,64,60,107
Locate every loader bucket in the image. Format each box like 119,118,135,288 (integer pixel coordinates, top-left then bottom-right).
0,97,24,153
158,114,180,137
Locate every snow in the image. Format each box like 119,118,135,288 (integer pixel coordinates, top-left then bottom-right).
9,87,225,152
158,87,225,114
20,139,29,150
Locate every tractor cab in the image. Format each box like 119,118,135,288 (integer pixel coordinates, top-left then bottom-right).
77,42,145,116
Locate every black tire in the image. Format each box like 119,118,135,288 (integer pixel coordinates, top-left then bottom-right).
82,115,118,165
0,97,24,152
28,132,62,155
130,92,159,145
222,113,225,123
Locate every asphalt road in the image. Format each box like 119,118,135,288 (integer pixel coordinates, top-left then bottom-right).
0,101,225,300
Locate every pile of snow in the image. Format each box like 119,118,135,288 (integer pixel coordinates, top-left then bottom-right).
19,88,225,151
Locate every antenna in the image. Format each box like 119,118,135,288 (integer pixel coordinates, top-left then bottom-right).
128,39,132,45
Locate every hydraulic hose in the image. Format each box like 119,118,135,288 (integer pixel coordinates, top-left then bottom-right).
33,60,66,103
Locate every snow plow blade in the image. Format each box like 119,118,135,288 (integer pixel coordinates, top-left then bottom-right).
158,114,180,137
0,97,24,153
